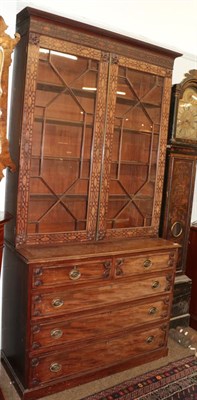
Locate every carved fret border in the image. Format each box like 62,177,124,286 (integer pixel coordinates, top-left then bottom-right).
24,231,88,246
40,36,101,60
16,33,40,246
105,226,158,240
118,55,172,78
86,53,109,240
97,57,119,240
30,19,176,70
152,75,172,228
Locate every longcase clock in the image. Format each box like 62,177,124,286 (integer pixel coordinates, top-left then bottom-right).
161,69,197,327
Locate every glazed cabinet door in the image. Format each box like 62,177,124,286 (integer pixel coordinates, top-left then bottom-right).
17,36,110,245
16,36,172,245
97,55,172,240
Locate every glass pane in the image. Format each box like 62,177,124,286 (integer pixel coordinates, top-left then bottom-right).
28,48,99,233
107,66,164,229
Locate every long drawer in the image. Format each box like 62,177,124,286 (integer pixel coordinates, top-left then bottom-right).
29,325,167,387
30,296,170,351
32,272,174,318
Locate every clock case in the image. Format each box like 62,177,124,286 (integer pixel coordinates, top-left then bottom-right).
169,69,197,146
161,70,197,328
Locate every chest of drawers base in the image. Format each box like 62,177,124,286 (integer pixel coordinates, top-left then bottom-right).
1,238,178,400
2,345,168,400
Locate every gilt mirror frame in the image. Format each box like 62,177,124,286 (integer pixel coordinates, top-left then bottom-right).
0,16,20,180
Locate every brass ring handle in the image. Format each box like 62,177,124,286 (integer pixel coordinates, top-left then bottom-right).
146,335,154,344
152,281,160,289
50,329,63,339
52,298,64,308
143,259,152,268
69,266,81,280
171,221,183,238
149,307,158,315
50,362,62,373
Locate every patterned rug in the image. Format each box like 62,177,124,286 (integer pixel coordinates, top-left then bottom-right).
82,355,197,399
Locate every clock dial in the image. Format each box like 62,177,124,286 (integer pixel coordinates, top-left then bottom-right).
175,87,197,140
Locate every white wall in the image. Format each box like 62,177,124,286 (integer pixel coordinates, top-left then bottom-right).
15,0,197,56
3,0,197,57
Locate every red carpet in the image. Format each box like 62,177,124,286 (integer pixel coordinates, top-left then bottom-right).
82,355,197,399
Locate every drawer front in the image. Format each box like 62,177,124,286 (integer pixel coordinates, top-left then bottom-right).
115,251,175,278
29,325,167,386
30,296,170,351
32,259,112,288
32,273,173,318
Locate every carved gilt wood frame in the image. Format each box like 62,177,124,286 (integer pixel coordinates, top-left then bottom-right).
0,16,20,180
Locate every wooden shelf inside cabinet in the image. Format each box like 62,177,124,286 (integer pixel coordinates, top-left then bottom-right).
116,96,162,109
34,117,93,128
114,127,160,135
36,81,162,109
111,160,157,166
37,82,97,98
108,194,154,200
31,155,90,162
29,194,88,199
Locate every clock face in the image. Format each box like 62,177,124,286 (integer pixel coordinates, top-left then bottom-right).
175,87,197,141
